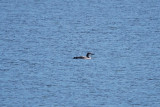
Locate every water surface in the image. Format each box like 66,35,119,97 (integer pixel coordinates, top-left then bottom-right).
0,0,160,107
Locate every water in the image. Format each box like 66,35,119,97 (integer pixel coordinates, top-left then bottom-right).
0,0,160,107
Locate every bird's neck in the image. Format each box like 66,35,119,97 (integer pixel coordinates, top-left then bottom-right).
86,54,91,58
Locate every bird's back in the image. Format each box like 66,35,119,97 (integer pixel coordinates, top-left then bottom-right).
73,56,85,59
73,56,91,59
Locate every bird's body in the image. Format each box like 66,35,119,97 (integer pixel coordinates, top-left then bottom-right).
73,53,94,59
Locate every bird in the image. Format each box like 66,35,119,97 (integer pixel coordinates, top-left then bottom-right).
73,52,94,59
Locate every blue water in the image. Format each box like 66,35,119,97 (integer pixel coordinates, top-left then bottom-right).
0,0,160,107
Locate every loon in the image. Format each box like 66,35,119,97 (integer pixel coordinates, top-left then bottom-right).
73,52,94,59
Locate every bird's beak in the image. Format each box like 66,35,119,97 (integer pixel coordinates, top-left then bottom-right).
91,53,94,55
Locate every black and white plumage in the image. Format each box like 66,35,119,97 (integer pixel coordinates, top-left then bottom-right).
73,52,94,59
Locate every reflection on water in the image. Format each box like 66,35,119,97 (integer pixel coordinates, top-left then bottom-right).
0,0,160,106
